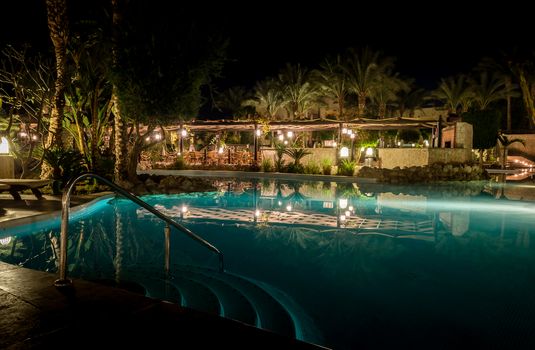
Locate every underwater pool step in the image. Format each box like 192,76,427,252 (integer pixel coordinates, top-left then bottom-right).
167,274,221,316
174,265,295,339
122,271,182,305
170,268,257,326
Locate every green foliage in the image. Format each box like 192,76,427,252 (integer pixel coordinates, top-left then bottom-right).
462,109,502,149
338,159,357,176
43,147,86,185
274,144,286,172
112,3,228,123
261,158,274,172
355,130,379,147
168,156,186,170
304,162,321,174
397,129,421,143
321,158,333,175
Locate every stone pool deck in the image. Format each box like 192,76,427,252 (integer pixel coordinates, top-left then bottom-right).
0,262,322,349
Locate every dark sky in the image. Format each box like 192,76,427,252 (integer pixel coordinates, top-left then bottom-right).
1,1,532,90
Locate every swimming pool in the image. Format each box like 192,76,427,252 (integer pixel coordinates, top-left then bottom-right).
1,179,535,349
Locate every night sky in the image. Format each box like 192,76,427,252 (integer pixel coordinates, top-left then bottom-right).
0,1,532,90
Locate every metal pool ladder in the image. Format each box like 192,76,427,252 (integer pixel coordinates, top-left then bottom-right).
54,173,224,288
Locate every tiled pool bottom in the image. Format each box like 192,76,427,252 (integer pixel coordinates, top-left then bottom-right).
2,178,535,349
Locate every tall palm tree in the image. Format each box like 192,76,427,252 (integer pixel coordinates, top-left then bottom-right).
370,72,409,118
314,55,348,120
478,56,518,131
215,86,253,119
394,80,428,118
42,0,69,178
433,75,474,115
344,47,394,117
469,71,517,111
278,63,319,120
245,79,285,120
111,0,128,185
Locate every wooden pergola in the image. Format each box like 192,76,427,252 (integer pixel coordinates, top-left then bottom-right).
164,117,442,133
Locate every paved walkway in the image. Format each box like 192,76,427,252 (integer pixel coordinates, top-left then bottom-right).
0,262,323,349
0,192,112,228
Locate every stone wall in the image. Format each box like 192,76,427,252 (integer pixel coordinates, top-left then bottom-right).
377,148,472,169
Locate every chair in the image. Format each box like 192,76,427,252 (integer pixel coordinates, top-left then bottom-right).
0,179,50,200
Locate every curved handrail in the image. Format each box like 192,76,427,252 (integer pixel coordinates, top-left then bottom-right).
55,173,224,287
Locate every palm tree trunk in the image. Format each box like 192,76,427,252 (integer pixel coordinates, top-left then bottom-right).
338,96,345,121
505,77,512,132
42,0,69,178
357,93,366,117
111,0,129,185
519,70,535,127
112,89,128,184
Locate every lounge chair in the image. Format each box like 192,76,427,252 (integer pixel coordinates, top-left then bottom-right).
0,179,50,200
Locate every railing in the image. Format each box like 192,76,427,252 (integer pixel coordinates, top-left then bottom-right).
54,173,224,288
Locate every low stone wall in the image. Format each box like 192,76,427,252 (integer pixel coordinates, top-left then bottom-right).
357,163,487,183
377,148,472,169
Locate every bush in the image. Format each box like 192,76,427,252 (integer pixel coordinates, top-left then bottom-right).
304,162,321,174
321,158,332,175
338,159,357,176
261,158,274,172
167,156,186,170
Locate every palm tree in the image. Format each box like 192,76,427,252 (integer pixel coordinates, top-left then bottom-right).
111,0,128,185
469,71,517,111
314,55,348,120
215,86,253,119
394,80,428,118
344,47,394,117
42,0,69,178
370,72,409,118
497,133,525,169
433,75,474,115
478,56,518,131
278,63,319,120
245,79,285,120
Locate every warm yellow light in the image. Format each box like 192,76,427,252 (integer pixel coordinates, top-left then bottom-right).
256,129,262,137
342,128,347,134
287,131,293,138
0,137,9,154
255,209,261,217
218,147,224,154
0,236,12,245
181,129,188,137
339,198,348,209
181,205,188,213
286,204,292,212
365,147,374,157
340,147,349,158
278,134,284,141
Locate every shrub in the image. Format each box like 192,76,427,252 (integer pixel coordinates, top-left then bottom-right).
321,158,332,175
304,162,321,174
167,156,186,170
261,158,274,172
338,159,357,176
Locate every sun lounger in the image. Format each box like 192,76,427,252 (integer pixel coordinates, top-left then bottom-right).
0,179,50,200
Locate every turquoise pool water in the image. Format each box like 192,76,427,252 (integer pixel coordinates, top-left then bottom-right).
2,179,535,349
